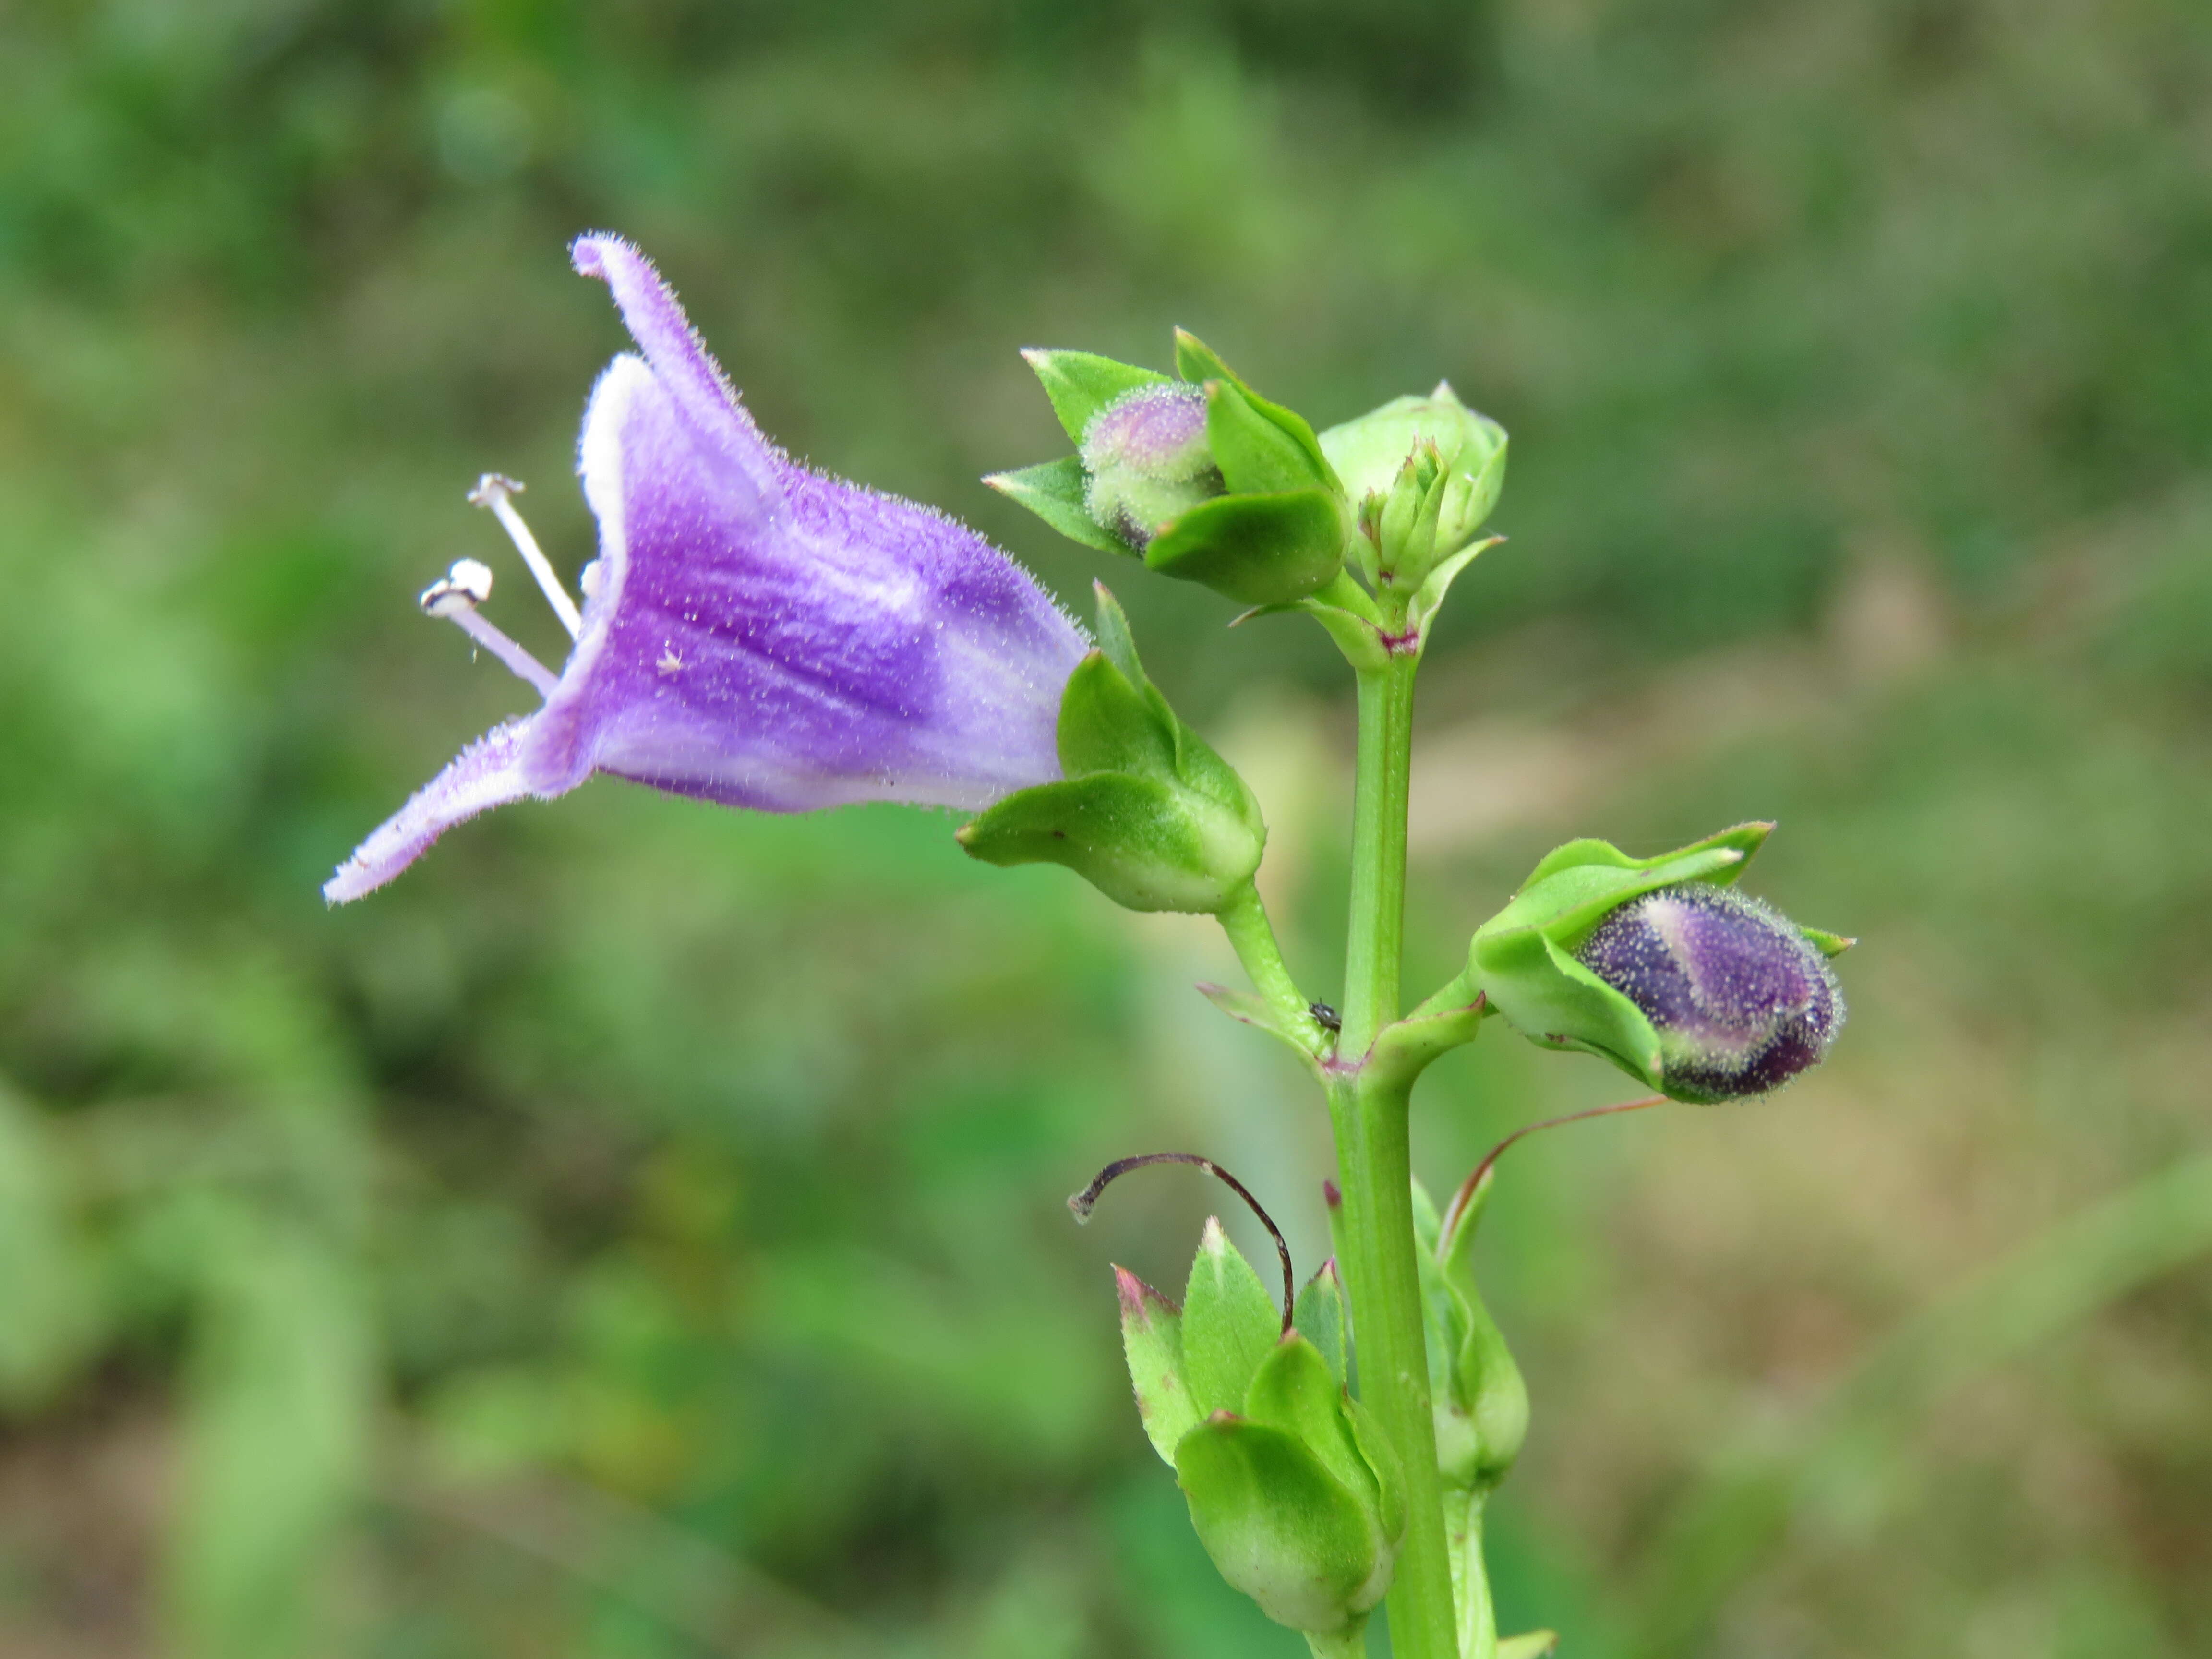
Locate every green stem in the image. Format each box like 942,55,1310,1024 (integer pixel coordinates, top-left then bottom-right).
1342,655,1416,1058
1218,880,1321,1047
1328,647,1456,1659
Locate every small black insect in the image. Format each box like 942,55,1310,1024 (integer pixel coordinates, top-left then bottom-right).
1310,1001,1341,1034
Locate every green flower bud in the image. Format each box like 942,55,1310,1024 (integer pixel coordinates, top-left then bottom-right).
1413,1175,1527,1497
958,584,1265,913
1319,384,1506,590
988,336,1353,607
1467,824,1851,1102
1111,1222,1404,1644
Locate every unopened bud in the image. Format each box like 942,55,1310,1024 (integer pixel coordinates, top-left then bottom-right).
1081,382,1223,548
1574,882,1843,1103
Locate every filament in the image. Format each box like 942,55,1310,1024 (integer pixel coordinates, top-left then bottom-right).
469,473,582,639
421,561,560,697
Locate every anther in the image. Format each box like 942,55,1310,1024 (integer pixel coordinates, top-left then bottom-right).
469,473,583,639
418,558,559,698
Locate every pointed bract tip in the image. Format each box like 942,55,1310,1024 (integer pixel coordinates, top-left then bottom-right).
1199,1214,1232,1253
1226,605,1266,628
1115,1264,1175,1322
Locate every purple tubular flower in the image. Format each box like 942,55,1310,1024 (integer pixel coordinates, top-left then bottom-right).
325,234,1087,903
1574,882,1844,1102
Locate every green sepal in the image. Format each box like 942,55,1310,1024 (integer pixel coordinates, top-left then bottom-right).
1342,1394,1408,1545
1174,1417,1386,1637
985,456,1128,555
1207,379,1333,496
955,772,1262,914
1116,1265,1200,1466
1404,535,1505,653
1056,650,1178,780
1468,824,1777,1094
1799,925,1856,958
1090,580,1146,685
1498,1632,1561,1658
1244,1334,1376,1513
1433,1168,1529,1494
1290,1260,1348,1386
1021,348,1170,445
961,584,1264,914
1181,1216,1283,1419
1145,489,1348,607
1174,329,1341,491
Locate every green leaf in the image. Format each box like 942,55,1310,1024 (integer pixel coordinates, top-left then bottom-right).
1116,1266,1199,1465
1207,380,1330,495
985,457,1127,555
1175,1417,1382,1635
1145,489,1348,607
1182,1216,1283,1418
1056,651,1177,781
955,771,1262,914
1021,349,1170,445
1290,1261,1348,1386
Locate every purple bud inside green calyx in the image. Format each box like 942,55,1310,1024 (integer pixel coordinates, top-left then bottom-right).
1574,883,1843,1103
1080,383,1222,548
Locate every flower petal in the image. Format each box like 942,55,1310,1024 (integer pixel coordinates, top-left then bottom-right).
569,232,782,517
325,720,538,903
557,349,1084,811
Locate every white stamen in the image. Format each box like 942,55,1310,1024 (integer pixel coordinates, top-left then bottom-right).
419,558,559,698
469,473,582,639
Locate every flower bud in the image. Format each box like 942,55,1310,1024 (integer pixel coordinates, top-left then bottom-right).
1080,382,1223,548
1320,384,1506,589
1106,1222,1404,1645
1574,882,1843,1103
1468,825,1851,1103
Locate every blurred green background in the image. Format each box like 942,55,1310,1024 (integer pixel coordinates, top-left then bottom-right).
2,1,2209,1655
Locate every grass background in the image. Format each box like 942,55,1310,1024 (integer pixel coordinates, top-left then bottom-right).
0,1,2207,1655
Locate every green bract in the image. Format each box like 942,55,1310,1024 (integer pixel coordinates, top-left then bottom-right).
1467,823,1849,1100
956,585,1265,913
1114,1221,1406,1644
987,334,1354,607
1319,385,1506,592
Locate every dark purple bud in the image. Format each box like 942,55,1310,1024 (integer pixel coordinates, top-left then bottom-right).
1573,883,1844,1103
1080,383,1221,548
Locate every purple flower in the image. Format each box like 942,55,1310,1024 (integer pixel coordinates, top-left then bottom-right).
1573,882,1844,1102
326,234,1087,903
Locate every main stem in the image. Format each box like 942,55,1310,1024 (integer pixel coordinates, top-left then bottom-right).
1330,651,1458,1659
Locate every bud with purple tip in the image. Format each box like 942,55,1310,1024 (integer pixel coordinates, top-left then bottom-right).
1468,824,1850,1102
1574,882,1843,1103
1080,381,1221,548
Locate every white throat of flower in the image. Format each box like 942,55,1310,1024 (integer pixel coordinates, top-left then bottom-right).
416,473,588,702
